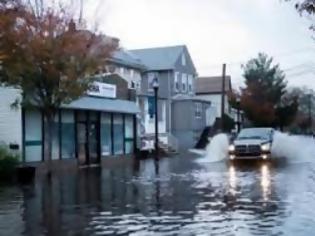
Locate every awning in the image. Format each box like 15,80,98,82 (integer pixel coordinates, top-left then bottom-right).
62,96,140,114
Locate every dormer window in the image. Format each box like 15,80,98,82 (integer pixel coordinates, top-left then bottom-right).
181,53,186,66
182,73,187,92
107,65,116,73
131,81,135,89
188,75,193,93
174,72,180,92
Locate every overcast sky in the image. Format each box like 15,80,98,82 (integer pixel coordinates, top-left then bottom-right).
84,0,315,90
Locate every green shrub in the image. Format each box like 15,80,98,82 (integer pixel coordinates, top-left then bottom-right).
0,145,19,180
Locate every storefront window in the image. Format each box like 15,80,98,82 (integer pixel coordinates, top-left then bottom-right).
51,114,59,160
88,111,98,163
113,114,123,155
61,110,75,159
124,115,134,154
25,109,42,162
101,113,112,156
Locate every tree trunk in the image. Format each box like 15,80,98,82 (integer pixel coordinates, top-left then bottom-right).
44,112,54,176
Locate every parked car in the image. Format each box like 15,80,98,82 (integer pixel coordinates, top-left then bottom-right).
228,128,275,161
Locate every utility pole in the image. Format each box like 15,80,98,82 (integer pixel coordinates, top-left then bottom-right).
79,0,83,24
308,94,312,132
221,63,226,131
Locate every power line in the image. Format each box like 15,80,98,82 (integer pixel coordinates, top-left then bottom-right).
283,63,315,73
286,70,315,78
197,48,315,71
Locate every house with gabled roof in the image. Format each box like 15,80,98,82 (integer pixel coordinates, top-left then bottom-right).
130,45,213,151
195,75,232,118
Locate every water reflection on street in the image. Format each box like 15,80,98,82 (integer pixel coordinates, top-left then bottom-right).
1,155,315,235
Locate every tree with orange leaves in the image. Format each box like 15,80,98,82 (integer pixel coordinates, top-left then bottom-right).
0,0,117,174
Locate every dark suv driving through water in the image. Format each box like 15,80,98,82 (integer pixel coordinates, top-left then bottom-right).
228,128,275,161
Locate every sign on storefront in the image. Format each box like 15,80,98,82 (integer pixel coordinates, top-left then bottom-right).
87,82,116,98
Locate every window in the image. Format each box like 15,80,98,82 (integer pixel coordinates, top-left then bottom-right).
107,65,116,73
51,114,59,160
101,113,112,156
60,110,75,159
188,75,193,93
174,72,180,92
182,73,187,92
131,81,135,89
182,53,186,66
130,69,134,77
113,114,124,155
195,102,202,118
124,115,134,154
120,67,124,75
25,109,42,162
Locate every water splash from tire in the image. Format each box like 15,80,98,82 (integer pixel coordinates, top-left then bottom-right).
271,132,315,163
196,133,229,163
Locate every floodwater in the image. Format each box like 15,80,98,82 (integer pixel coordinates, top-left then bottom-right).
1,155,315,235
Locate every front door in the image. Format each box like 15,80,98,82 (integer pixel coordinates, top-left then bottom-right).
76,111,100,166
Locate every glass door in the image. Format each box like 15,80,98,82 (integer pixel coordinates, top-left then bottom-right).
76,111,100,166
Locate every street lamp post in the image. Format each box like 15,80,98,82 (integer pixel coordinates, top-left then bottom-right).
152,77,159,159
236,97,241,133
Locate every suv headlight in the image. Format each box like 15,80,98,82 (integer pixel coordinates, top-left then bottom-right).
261,143,271,151
228,144,235,152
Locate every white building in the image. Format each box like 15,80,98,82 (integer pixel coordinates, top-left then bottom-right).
195,76,232,118
0,87,22,149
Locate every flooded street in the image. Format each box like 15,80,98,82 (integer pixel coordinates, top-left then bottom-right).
1,155,315,236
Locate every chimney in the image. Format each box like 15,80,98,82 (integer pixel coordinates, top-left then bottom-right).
111,37,120,48
68,19,76,32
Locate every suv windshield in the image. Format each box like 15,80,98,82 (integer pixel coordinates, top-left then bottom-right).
237,128,271,140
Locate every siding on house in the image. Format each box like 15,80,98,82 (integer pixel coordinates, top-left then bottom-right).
0,87,22,150
170,49,197,97
141,71,170,99
174,48,197,75
196,94,229,118
195,76,231,94
172,99,211,150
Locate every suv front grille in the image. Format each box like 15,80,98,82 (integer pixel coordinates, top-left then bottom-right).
235,145,261,155
235,145,247,153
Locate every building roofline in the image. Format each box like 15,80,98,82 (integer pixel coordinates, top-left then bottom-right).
196,91,230,95
130,44,186,51
138,94,168,100
172,98,212,104
107,58,146,71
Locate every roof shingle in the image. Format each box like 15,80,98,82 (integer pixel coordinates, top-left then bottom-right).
130,45,185,71
110,49,146,70
196,76,231,94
